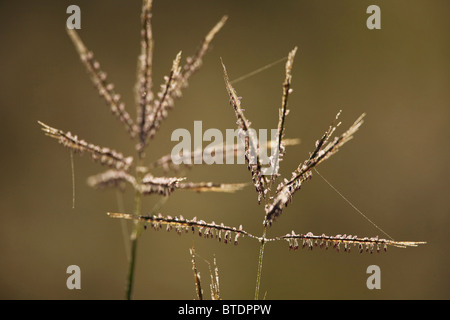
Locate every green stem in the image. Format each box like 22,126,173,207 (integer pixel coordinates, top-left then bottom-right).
126,223,139,300
254,227,267,300
125,159,144,300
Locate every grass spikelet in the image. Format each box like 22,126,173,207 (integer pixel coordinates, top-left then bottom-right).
177,182,248,193
137,15,227,155
189,247,203,300
66,29,137,138
263,112,365,227
136,0,155,145
149,138,300,173
139,51,182,152
221,60,265,203
38,121,133,171
107,212,253,245
209,256,221,300
271,47,298,183
140,174,186,196
87,170,136,190
180,16,228,89
278,231,427,253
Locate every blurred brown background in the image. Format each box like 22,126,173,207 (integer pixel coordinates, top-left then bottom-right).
0,0,448,299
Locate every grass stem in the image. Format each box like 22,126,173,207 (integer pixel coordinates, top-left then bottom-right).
125,159,144,300
255,227,267,300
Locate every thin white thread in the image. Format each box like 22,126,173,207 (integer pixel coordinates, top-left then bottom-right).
230,56,288,84
314,168,394,240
